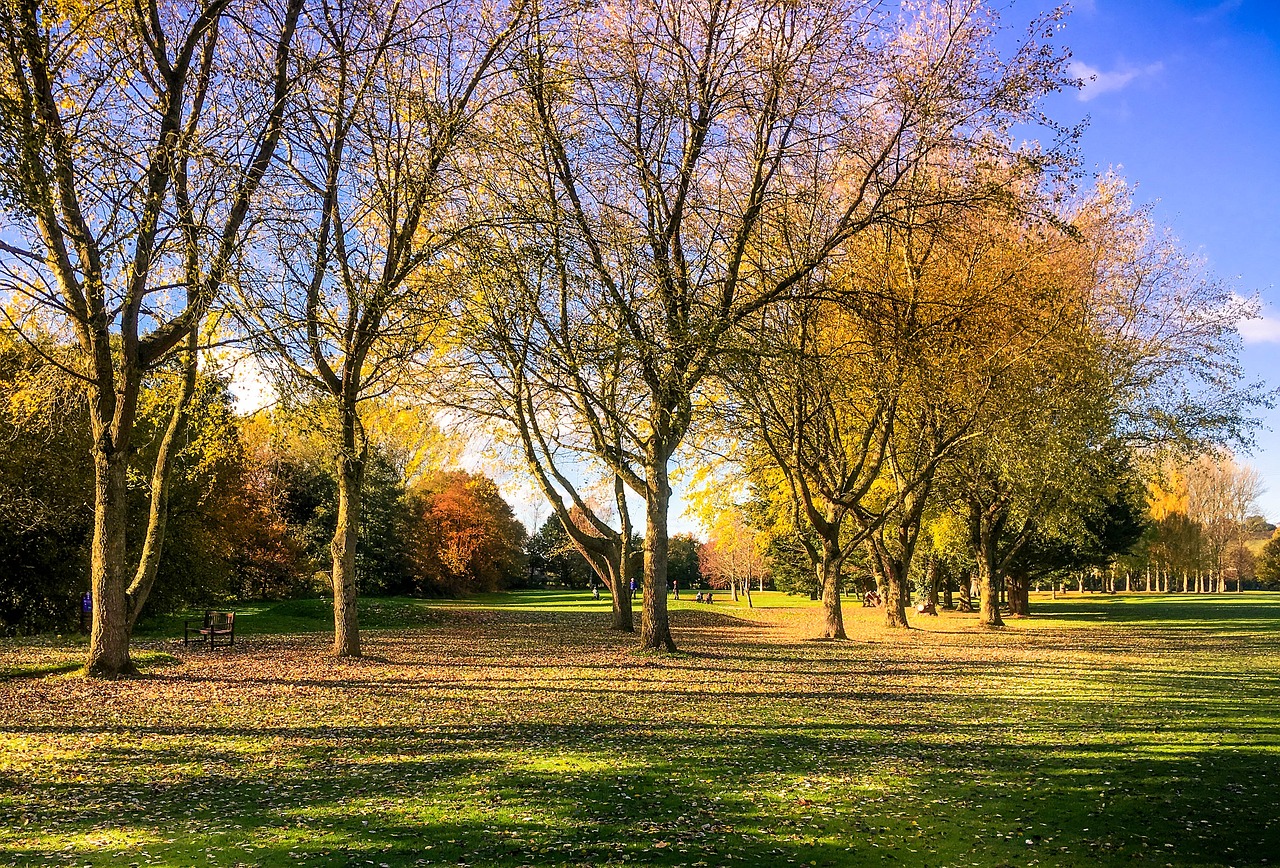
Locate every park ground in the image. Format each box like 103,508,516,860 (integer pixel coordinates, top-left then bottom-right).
2,592,1279,867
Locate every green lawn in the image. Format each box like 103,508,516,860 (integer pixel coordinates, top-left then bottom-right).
2,592,1279,867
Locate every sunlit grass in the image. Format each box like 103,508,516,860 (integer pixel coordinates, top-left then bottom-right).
2,594,1279,866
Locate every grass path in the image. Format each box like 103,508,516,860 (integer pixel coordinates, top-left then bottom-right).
2,594,1279,866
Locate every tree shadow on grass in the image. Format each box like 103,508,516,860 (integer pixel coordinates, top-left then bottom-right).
4,719,1279,867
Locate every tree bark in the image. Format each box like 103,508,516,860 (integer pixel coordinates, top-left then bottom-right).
331,405,365,658
816,546,846,639
126,327,199,632
1007,572,1030,616
609,546,634,632
86,446,137,678
878,550,910,629
967,498,1005,628
639,456,675,651
975,533,1003,628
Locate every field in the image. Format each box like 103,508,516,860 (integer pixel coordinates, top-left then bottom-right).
3,592,1279,867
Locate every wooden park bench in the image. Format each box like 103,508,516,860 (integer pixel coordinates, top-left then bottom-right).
184,611,236,649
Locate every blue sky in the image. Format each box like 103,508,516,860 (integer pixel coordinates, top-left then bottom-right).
1033,0,1280,518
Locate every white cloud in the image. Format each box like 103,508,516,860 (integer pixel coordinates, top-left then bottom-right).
1239,305,1280,344
1069,60,1165,101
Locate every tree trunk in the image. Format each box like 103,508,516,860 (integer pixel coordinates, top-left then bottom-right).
880,552,910,629
609,548,634,631
331,407,364,658
816,546,846,639
639,456,675,651
959,576,973,611
126,327,199,632
975,536,1003,628
1007,572,1030,616
85,447,137,678
927,556,940,611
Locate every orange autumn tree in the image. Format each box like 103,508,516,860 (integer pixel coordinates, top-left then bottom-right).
405,471,528,595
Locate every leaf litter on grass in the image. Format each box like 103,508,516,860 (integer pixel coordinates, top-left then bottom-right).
2,595,1280,866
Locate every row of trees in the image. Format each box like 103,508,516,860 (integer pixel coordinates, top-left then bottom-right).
0,0,1263,674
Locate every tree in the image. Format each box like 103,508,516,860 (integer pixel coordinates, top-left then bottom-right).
237,0,526,656
1183,451,1263,592
481,0,1074,650
404,471,528,595
1256,530,1280,590
449,267,641,630
699,510,768,605
668,534,703,593
527,516,594,589
0,330,308,631
0,330,91,633
0,0,305,676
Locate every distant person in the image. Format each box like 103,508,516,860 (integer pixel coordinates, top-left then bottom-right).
672,580,680,599
592,585,600,601
706,592,714,604
696,591,704,604
630,578,637,601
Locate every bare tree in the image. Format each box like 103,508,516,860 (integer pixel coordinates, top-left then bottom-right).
236,0,526,657
0,0,304,677
448,248,640,631
1185,451,1263,592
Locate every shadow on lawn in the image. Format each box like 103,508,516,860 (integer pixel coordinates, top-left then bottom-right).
4,719,1279,867
7,602,1280,867
1031,595,1280,632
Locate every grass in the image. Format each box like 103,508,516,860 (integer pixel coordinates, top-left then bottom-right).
2,591,1279,867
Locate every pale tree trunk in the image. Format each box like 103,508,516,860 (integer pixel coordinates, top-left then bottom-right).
126,327,199,632
926,556,940,611
331,405,365,658
86,448,136,678
816,545,846,639
639,456,675,651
